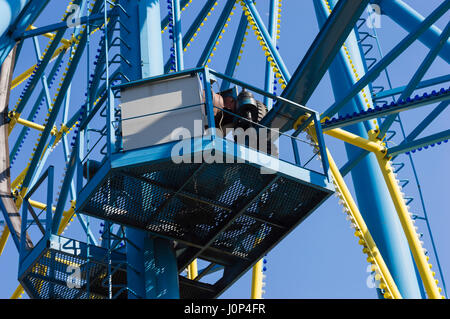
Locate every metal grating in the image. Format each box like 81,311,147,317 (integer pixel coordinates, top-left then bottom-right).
245,177,327,227
78,159,332,298
82,163,275,246
20,239,127,299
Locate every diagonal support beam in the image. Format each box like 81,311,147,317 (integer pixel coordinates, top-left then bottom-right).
283,0,370,104
379,21,450,136
387,129,450,157
322,0,450,121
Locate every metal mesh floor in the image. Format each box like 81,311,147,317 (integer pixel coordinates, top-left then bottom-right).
79,160,331,297
20,238,127,299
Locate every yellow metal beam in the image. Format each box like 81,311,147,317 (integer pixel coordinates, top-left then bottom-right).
27,26,72,46
9,113,46,132
370,132,443,299
326,147,402,299
297,120,402,299
0,227,10,256
251,259,263,299
325,128,384,153
28,199,56,212
187,259,198,280
10,43,70,90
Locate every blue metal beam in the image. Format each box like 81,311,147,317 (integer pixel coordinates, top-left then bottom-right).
172,0,184,71
20,0,93,195
323,88,450,131
388,129,450,157
164,0,216,73
0,0,49,65
283,0,370,101
197,0,235,67
161,0,190,31
263,0,279,110
379,21,450,137
264,0,370,131
122,0,180,300
0,0,30,39
400,101,449,147
373,74,450,100
220,11,248,91
340,100,449,175
10,51,66,162
17,11,116,40
317,0,424,298
322,0,450,121
243,0,290,82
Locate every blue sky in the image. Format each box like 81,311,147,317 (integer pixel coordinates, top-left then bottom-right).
0,0,448,299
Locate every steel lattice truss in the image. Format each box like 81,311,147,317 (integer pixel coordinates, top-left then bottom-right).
0,0,448,299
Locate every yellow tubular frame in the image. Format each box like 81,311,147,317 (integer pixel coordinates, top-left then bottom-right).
303,115,443,299
370,132,442,299
251,259,263,299
325,128,383,153
187,259,198,280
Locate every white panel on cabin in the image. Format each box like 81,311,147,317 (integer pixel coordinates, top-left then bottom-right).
120,75,205,151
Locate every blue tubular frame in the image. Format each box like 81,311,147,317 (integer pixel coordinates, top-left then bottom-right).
316,0,424,298
394,101,449,156
114,67,330,179
340,98,448,175
243,0,290,82
0,0,50,65
20,0,101,197
220,11,248,91
323,89,450,131
20,165,54,263
164,0,216,73
173,0,184,71
9,51,66,162
182,0,215,49
120,0,180,300
17,11,116,41
197,0,235,67
263,0,279,110
373,74,450,100
263,0,371,131
280,0,370,104
378,21,450,137
13,0,83,116
387,129,450,157
31,37,53,112
161,0,190,30
321,0,450,121
0,0,30,39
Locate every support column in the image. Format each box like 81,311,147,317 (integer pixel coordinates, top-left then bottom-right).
0,0,30,39
121,0,179,299
314,0,423,298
